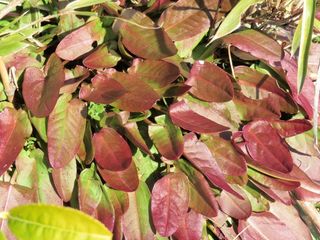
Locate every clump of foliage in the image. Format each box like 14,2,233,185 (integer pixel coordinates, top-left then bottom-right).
0,0,320,239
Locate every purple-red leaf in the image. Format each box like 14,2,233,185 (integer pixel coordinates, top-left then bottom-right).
183,133,243,199
243,120,293,173
238,212,298,240
202,134,247,176
0,108,32,176
173,210,204,240
186,61,234,102
270,119,312,138
115,9,177,59
217,186,252,219
98,161,139,192
56,19,105,61
169,101,229,133
151,172,189,237
23,53,65,117
48,95,87,168
93,127,132,171
79,73,126,104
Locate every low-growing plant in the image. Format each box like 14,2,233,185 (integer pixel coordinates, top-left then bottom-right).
0,0,319,239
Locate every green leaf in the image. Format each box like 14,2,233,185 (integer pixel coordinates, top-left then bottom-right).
65,0,109,10
297,0,316,92
291,18,302,56
7,204,112,240
0,231,6,240
212,0,263,40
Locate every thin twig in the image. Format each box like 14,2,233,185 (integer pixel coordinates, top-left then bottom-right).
313,59,320,147
228,44,235,78
0,57,15,102
0,0,23,19
232,224,251,240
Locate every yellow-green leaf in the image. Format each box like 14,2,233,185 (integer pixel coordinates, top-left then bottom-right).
7,204,112,240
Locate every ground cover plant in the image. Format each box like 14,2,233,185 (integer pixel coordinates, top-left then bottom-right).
0,0,320,239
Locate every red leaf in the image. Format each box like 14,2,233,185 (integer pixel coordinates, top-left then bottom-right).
60,65,90,94
243,120,293,173
110,71,160,112
234,66,297,114
115,9,177,59
151,172,189,237
173,210,204,240
93,127,132,171
270,119,312,138
238,212,298,240
23,53,64,117
0,108,32,176
79,73,126,104
217,186,252,219
202,134,247,176
169,101,229,133
128,59,180,90
124,122,152,155
98,161,139,192
186,61,234,102
48,96,87,168
83,44,120,69
183,133,243,199
56,19,105,61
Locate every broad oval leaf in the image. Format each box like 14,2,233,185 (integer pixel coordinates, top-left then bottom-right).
52,158,77,202
148,115,183,160
83,44,121,69
122,181,155,240
56,19,105,61
79,73,126,104
98,161,139,192
217,186,252,219
243,120,293,173
0,108,32,176
114,9,177,59
185,61,234,102
183,133,243,199
22,53,65,117
110,71,160,112
173,210,204,240
127,59,180,89
151,172,189,237
270,119,312,138
93,127,132,171
202,134,247,176
238,212,298,240
48,95,87,168
169,101,229,133
159,0,227,41
7,204,112,240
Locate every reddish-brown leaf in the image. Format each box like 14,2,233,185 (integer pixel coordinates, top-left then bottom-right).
114,9,177,59
173,210,204,240
151,172,189,237
183,133,243,199
60,65,90,94
270,119,312,138
186,61,234,102
79,73,126,104
83,44,121,69
234,66,297,114
93,127,132,171
124,122,152,155
56,19,105,60
98,161,139,192
128,59,180,90
202,134,247,176
169,101,229,133
243,120,293,173
0,108,32,176
238,212,298,240
23,53,64,117
48,96,87,168
217,186,252,219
